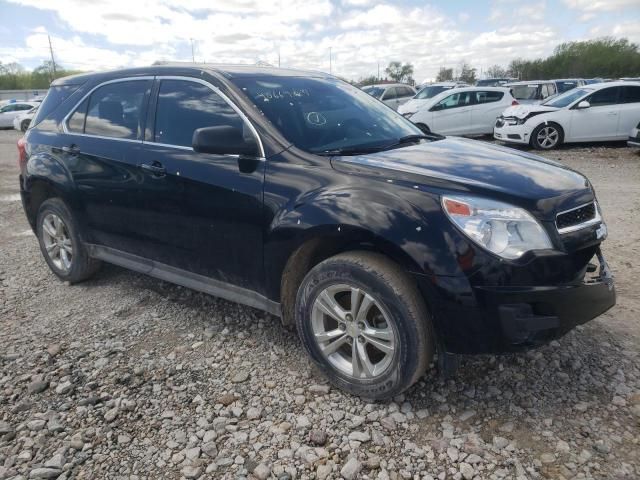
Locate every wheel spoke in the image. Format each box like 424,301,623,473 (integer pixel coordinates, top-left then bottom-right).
363,334,394,354
316,290,347,322
320,334,348,356
53,216,63,236
45,243,57,253
60,248,71,269
354,293,374,323
315,328,345,342
353,341,374,378
363,326,392,341
61,239,73,254
43,219,57,238
350,287,362,316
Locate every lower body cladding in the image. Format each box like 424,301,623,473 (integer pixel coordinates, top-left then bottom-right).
415,248,615,354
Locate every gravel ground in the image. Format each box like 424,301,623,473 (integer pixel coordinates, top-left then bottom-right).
1,128,639,480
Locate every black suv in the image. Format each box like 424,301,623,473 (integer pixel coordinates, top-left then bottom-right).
18,65,615,399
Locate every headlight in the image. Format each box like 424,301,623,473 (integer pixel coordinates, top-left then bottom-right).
504,117,525,125
402,112,414,118
442,195,552,259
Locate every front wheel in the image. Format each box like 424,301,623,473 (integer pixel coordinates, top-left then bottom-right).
531,122,563,149
296,251,433,400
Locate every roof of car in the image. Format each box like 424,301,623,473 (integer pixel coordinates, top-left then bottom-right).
365,83,415,89
585,80,640,89
51,63,333,86
505,80,555,86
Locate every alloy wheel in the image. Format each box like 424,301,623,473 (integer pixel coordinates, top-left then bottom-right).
42,213,73,272
311,284,396,379
536,126,559,148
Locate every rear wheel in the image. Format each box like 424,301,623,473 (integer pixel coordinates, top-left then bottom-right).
36,198,101,283
531,122,563,149
296,251,433,399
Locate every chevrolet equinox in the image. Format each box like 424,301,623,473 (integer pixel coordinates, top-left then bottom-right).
18,65,615,399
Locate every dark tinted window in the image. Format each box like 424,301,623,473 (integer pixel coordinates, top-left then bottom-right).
382,88,398,100
415,85,452,99
31,84,85,128
474,91,504,103
621,86,640,103
67,98,88,133
84,80,150,139
588,87,619,106
399,86,414,97
154,79,244,148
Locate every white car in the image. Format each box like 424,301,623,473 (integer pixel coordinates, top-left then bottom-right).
494,82,640,150
398,81,469,116
505,80,558,105
0,101,39,129
361,84,417,111
405,87,517,136
13,106,39,132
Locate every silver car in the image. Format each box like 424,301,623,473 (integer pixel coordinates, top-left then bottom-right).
361,83,417,111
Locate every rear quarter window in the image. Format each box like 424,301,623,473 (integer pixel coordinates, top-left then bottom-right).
30,84,85,128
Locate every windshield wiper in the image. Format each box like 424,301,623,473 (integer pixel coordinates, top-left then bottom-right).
377,134,432,152
315,134,435,157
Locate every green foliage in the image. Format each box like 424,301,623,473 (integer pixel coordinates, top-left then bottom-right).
436,67,453,82
358,75,379,86
458,62,476,84
0,61,83,90
385,61,414,83
508,37,640,80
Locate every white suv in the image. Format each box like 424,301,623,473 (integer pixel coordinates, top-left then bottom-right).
494,82,640,149
361,84,417,111
398,81,469,116
406,87,517,136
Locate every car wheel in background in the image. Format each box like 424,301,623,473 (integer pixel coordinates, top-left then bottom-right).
296,251,433,400
531,122,563,150
20,120,30,132
36,198,101,283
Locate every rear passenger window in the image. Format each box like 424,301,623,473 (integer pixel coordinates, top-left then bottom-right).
67,98,88,133
383,88,398,100
588,87,619,107
83,80,150,139
621,86,640,103
153,79,244,148
475,91,504,103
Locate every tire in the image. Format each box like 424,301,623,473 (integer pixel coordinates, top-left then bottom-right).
296,251,433,400
20,120,30,132
530,122,563,150
36,198,101,283
415,123,431,134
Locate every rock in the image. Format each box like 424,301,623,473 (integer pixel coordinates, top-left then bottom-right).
594,440,611,454
117,434,131,444
181,466,202,479
466,453,482,464
27,419,46,431
217,393,238,405
28,379,49,394
459,462,474,480
540,453,555,463
341,458,362,480
447,447,459,462
29,467,62,479
231,371,249,383
380,416,397,431
202,442,218,457
0,421,14,435
246,407,262,420
47,416,65,433
47,344,62,356
556,440,571,453
55,380,73,395
296,415,311,429
459,410,476,421
309,429,327,446
253,463,271,480
70,433,84,450
578,449,592,464
317,463,332,480
104,407,118,422
186,447,201,460
348,431,371,442
493,436,509,449
308,384,330,395
44,454,65,470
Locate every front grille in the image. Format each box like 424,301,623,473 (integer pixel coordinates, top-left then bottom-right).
556,202,596,231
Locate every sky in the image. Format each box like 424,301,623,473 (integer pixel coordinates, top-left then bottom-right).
1,0,639,83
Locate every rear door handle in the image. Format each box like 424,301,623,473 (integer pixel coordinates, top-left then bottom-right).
141,162,166,176
61,145,80,154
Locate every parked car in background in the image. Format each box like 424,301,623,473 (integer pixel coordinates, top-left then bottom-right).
506,80,558,104
621,77,640,82
19,65,615,399
553,78,586,94
13,106,39,132
629,122,640,148
407,87,517,136
584,78,605,85
361,83,417,110
494,81,640,149
0,101,39,128
397,82,469,116
476,78,515,87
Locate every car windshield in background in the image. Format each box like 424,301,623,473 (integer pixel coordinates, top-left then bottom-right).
543,87,592,108
362,86,384,98
557,81,578,93
233,76,425,155
415,85,452,99
510,85,539,100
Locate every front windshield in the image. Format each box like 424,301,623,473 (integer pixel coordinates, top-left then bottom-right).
557,81,578,93
510,85,539,100
362,86,384,99
543,87,592,108
415,85,452,99
233,76,424,154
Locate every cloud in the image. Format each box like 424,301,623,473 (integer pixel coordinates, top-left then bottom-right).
563,0,640,13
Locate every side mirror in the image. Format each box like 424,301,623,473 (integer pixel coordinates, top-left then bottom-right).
576,100,590,109
192,125,259,157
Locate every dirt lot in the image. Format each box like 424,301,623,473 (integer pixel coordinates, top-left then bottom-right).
0,128,639,480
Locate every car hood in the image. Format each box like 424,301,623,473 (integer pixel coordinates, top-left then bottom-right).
331,137,591,220
398,98,431,114
501,104,559,119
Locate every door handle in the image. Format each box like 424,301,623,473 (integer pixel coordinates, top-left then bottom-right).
141,162,166,176
61,145,80,154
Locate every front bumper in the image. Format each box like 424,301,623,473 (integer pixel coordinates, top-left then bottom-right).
493,122,530,145
416,249,615,354
628,130,640,147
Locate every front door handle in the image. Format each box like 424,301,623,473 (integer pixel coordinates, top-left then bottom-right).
61,145,80,154
141,162,166,176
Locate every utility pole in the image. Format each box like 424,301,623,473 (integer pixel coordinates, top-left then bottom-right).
48,35,57,81
377,60,380,81
190,38,195,62
329,47,332,74
278,47,281,68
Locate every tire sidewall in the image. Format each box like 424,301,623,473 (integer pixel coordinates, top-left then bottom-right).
36,199,86,282
296,259,424,399
531,122,563,150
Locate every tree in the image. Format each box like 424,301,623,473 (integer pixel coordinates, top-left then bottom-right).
385,61,414,83
458,62,477,84
358,75,378,86
436,67,453,82
486,64,507,78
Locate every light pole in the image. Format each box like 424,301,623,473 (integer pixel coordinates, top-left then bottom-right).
190,38,195,62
